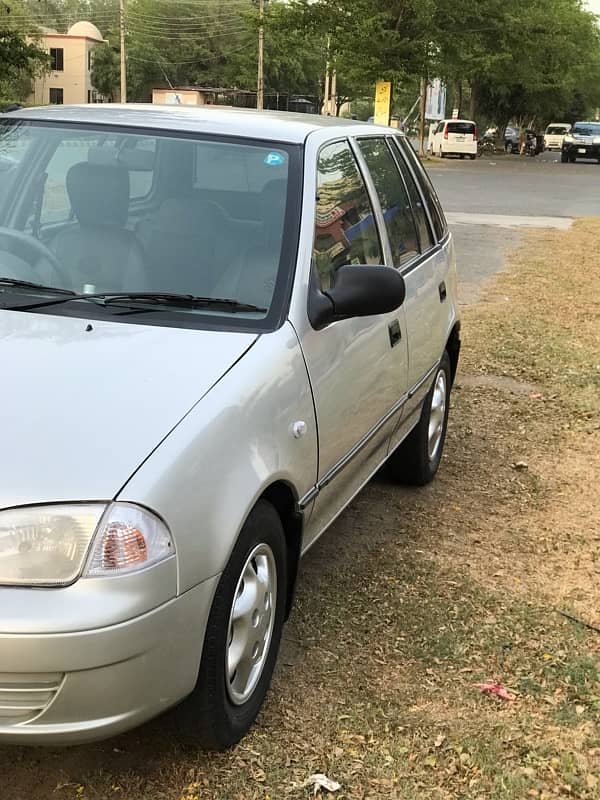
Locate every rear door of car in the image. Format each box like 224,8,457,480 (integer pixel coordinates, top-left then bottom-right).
388,135,456,436
446,121,476,152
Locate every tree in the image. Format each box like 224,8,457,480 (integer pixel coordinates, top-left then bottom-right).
91,36,119,100
0,4,48,106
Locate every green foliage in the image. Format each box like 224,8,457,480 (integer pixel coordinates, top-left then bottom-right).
10,0,600,125
91,37,119,100
0,2,49,105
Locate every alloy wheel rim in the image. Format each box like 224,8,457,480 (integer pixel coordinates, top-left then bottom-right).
226,543,276,706
428,369,447,461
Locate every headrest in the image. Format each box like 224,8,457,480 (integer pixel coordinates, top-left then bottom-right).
261,179,287,207
66,162,130,227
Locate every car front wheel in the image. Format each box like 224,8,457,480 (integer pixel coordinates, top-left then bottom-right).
388,351,452,486
179,500,287,749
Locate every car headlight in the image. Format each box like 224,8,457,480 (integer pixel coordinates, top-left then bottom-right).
0,502,174,586
593,137,600,145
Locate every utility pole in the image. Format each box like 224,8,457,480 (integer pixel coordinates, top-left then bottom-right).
257,0,264,110
330,68,337,116
419,76,427,156
323,34,331,115
119,0,127,103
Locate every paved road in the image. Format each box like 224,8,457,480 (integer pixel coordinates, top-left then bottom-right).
429,150,600,217
425,152,600,302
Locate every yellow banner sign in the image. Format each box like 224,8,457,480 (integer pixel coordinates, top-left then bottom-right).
374,80,392,126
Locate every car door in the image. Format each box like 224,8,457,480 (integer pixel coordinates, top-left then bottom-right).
390,135,455,426
298,138,409,549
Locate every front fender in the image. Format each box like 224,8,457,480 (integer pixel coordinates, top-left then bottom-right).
118,322,318,593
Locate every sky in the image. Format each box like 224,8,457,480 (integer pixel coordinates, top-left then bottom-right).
586,0,600,14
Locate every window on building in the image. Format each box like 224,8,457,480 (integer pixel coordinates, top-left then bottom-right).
50,48,64,71
88,50,93,71
49,88,64,105
87,90,91,104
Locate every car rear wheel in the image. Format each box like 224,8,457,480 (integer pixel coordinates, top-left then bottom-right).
439,146,445,159
387,351,452,486
178,500,287,749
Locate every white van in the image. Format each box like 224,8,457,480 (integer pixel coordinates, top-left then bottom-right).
544,123,571,151
429,119,477,159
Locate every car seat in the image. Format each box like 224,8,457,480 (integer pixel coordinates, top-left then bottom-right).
50,162,145,293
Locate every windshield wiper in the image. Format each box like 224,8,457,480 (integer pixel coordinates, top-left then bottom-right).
0,277,76,296
13,291,267,314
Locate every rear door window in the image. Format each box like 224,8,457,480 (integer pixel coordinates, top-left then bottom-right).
357,137,418,267
388,137,434,253
395,136,447,241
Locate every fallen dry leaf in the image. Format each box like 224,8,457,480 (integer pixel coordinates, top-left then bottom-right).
473,682,516,701
302,774,342,795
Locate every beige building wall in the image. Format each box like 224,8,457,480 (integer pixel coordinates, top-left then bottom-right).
152,89,208,106
29,22,104,106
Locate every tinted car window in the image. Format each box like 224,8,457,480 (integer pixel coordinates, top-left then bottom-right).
389,137,434,253
572,122,600,135
357,137,418,267
447,122,475,135
314,140,382,291
395,136,447,241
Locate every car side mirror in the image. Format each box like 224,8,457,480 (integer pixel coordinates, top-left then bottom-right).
309,264,406,330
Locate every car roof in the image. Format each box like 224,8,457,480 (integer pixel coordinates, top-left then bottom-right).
0,104,400,144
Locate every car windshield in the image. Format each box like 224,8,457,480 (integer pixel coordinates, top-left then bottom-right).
572,123,600,136
0,119,299,329
546,126,569,135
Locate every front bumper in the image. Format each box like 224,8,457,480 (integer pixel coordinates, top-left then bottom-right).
563,143,600,159
0,575,218,744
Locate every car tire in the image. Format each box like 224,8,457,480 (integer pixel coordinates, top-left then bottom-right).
439,147,445,159
569,156,576,163
469,154,477,160
388,352,452,486
178,500,287,750
561,152,568,163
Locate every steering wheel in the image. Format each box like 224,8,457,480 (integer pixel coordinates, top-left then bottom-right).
0,227,70,286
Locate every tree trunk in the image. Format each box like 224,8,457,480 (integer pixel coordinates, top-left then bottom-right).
469,81,477,120
452,81,462,117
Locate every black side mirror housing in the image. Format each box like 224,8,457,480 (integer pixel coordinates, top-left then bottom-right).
309,264,406,330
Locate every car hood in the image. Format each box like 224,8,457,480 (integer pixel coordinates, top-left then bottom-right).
0,310,257,508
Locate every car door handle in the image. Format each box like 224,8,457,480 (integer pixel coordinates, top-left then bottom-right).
388,319,402,348
439,281,447,302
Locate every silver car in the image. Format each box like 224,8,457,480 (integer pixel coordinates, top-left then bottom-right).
0,105,460,748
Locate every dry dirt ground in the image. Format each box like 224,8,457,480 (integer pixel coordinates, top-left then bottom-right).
2,220,600,800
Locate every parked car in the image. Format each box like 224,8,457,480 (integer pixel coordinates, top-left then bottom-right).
0,105,460,748
561,121,600,162
543,123,571,151
504,125,520,153
428,118,477,159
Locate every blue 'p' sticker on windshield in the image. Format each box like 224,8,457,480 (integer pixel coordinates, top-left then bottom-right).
264,151,286,166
